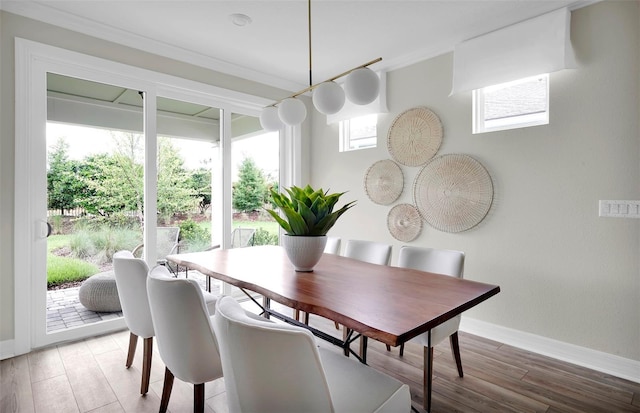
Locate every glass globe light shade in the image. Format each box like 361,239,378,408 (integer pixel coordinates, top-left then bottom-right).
259,106,283,131
312,81,346,115
278,98,307,126
345,67,380,105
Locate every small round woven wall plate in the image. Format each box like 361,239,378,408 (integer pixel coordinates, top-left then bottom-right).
413,154,493,233
387,107,443,167
364,159,404,205
387,203,422,242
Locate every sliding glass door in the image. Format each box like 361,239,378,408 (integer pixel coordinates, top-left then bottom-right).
15,39,283,351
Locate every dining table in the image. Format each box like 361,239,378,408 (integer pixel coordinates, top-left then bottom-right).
167,245,500,411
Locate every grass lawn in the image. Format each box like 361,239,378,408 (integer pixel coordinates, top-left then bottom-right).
47,234,99,287
48,234,69,251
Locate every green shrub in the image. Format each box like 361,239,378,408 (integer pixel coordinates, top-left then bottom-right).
252,227,279,246
47,254,99,287
69,230,97,259
70,227,140,264
179,219,211,252
90,227,141,263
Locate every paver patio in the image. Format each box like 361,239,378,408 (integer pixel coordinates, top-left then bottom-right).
46,271,215,332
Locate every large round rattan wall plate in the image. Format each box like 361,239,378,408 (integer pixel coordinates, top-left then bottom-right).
387,107,443,167
387,204,422,242
364,159,404,205
413,154,493,233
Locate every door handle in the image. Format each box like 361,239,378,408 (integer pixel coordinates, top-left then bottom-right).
37,220,52,239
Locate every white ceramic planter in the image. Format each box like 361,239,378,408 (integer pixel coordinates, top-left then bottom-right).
283,234,328,272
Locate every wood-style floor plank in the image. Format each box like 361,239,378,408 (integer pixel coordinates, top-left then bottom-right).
0,355,35,413
3,302,639,413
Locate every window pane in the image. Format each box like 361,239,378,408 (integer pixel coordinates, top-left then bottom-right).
46,74,143,331
484,75,548,120
474,74,549,133
340,114,377,151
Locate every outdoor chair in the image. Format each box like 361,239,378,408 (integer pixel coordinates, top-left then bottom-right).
200,227,257,252
147,266,224,413
213,295,411,413
230,227,256,248
185,227,257,286
132,227,181,276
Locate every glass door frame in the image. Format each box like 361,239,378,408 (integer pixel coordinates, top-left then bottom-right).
13,38,294,354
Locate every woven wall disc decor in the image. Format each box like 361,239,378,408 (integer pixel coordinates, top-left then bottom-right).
364,159,404,205
387,204,422,242
413,154,493,233
387,107,443,167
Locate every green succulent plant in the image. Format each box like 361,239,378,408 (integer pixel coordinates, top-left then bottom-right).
266,184,356,236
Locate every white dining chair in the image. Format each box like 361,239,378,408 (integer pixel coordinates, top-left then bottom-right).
294,236,341,322
302,239,391,327
146,267,224,413
343,239,392,265
333,239,392,334
396,245,465,411
112,251,219,396
324,236,341,255
112,250,155,395
213,295,411,413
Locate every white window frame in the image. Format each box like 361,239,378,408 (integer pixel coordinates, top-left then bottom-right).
339,114,378,152
473,74,549,134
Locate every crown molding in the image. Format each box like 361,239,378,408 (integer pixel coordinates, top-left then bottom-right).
1,1,305,92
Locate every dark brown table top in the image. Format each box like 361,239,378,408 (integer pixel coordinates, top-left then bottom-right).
168,245,500,347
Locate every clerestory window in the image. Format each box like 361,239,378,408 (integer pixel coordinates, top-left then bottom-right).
339,114,377,151
473,73,549,134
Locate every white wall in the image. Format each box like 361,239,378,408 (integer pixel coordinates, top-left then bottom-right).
310,0,640,361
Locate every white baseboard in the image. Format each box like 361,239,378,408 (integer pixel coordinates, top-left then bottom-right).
0,339,16,360
460,317,640,384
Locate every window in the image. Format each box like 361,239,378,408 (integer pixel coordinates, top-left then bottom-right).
339,114,377,151
473,74,549,134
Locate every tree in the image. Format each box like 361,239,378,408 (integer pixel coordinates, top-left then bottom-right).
76,134,196,221
47,138,84,214
78,153,143,217
189,167,212,214
77,132,144,217
157,137,194,220
232,157,267,212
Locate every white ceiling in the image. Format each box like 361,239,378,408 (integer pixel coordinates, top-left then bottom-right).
3,0,596,92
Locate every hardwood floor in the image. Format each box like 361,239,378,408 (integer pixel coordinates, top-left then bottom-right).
2,303,639,413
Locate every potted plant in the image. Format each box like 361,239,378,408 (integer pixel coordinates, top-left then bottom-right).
266,184,355,271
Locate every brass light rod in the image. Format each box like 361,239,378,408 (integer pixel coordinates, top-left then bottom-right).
268,57,383,107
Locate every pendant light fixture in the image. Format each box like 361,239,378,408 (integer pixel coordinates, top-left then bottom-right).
260,0,382,130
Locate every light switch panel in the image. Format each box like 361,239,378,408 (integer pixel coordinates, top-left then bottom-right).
599,200,640,218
